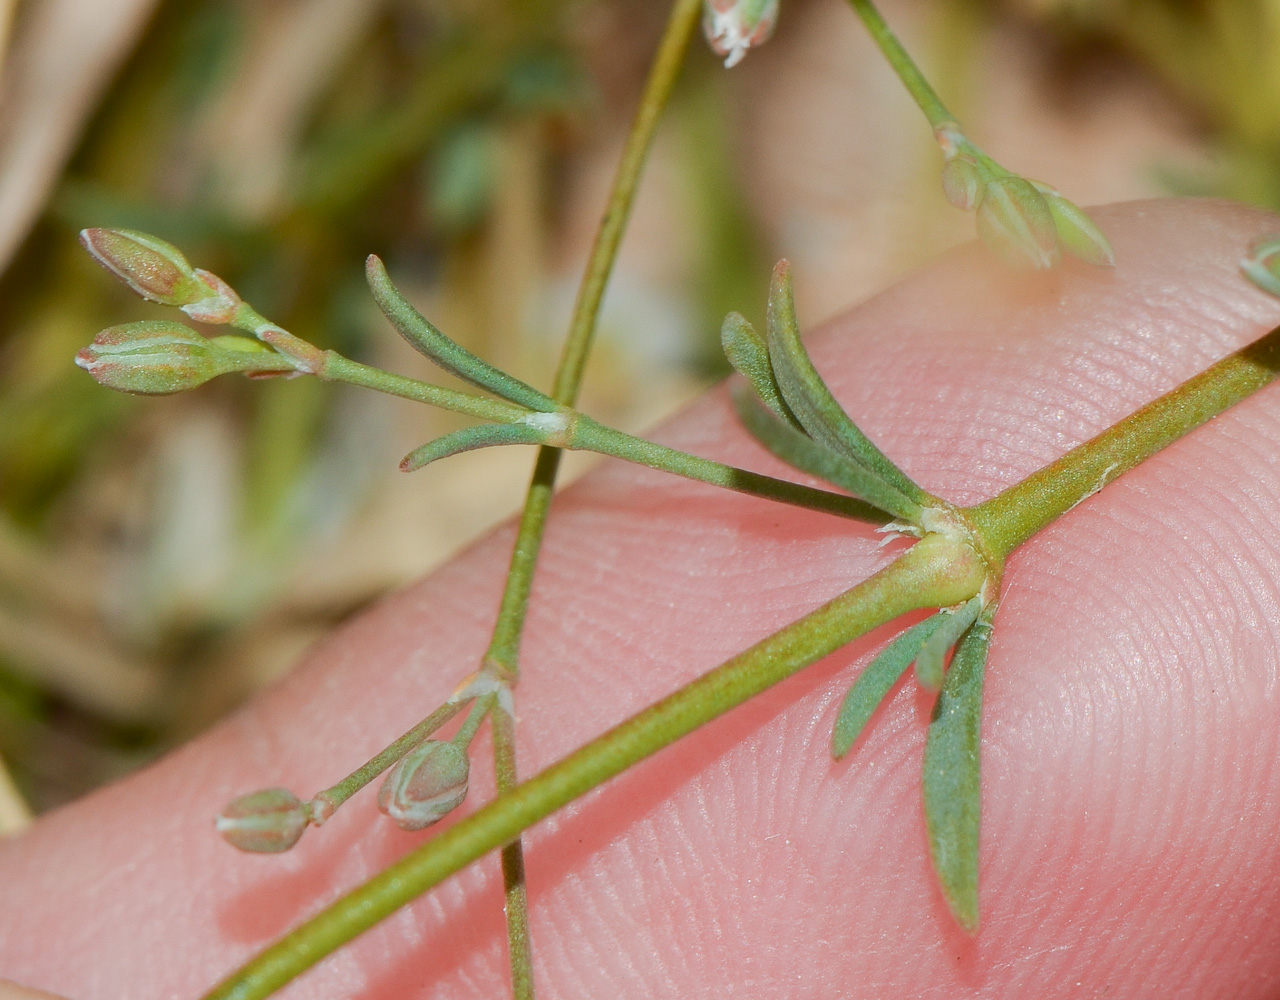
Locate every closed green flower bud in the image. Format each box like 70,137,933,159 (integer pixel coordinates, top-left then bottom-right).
216,788,308,853
80,228,214,307
975,176,1059,270
377,739,470,831
75,321,294,395
1032,183,1115,267
703,0,778,68
940,156,985,212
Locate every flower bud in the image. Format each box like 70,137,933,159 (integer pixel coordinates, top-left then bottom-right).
216,788,308,853
703,0,779,68
75,321,294,395
80,228,215,307
377,740,470,831
1243,236,1280,298
940,156,985,212
1033,184,1114,267
975,176,1059,270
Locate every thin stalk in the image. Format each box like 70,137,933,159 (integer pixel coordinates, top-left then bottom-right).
481,2,701,996
845,0,956,131
312,701,467,815
570,414,890,522
200,533,987,1000
319,352,530,425
970,321,1280,556
492,705,534,1000
485,0,702,675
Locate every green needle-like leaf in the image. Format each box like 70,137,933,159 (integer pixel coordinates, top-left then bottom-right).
732,386,922,523
831,612,946,759
721,312,799,427
913,595,982,691
366,255,557,413
763,260,927,503
922,613,994,934
401,423,548,472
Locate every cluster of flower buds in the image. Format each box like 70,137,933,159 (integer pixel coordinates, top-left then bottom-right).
936,127,1114,270
376,739,471,831
75,228,319,393
703,0,778,68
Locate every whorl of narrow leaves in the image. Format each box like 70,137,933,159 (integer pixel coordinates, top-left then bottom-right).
922,614,994,933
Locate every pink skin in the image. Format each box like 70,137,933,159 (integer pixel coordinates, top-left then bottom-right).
4,198,1280,999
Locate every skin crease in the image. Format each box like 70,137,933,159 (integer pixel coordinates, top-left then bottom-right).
4,198,1280,999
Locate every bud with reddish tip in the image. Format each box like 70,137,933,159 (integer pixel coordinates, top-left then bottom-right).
703,0,778,68
377,740,470,831
216,788,309,853
80,228,214,306
75,320,296,395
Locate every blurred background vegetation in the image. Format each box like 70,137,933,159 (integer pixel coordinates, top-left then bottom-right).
0,0,1272,822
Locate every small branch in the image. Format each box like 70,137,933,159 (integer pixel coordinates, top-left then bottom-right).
199,532,988,1000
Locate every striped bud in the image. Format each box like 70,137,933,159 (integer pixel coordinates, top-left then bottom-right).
377,740,470,831
80,229,214,307
975,176,1059,270
1031,183,1115,267
216,788,308,853
75,321,294,395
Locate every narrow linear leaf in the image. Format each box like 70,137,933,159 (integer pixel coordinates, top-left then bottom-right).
922,615,994,934
732,386,922,523
832,612,947,759
913,595,982,691
764,260,927,503
401,422,547,472
366,255,557,413
721,312,800,427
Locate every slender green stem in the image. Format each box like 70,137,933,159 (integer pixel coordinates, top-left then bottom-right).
485,0,702,676
452,696,493,748
570,414,890,522
480,3,701,996
200,533,987,1000
311,701,467,816
969,321,1280,557
492,703,534,1000
845,0,956,131
319,352,531,425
